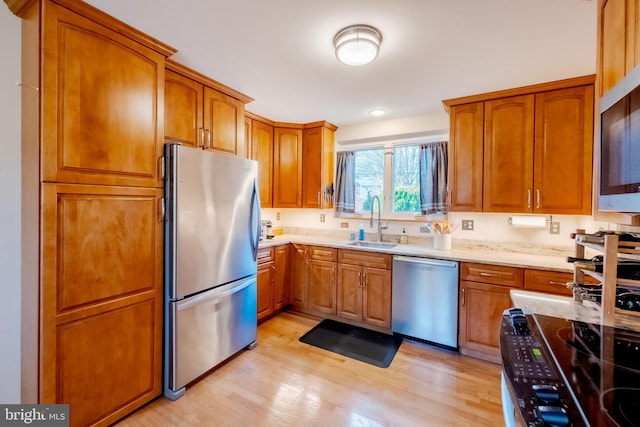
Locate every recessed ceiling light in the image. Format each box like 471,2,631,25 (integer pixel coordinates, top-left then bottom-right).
334,25,383,66
369,108,387,117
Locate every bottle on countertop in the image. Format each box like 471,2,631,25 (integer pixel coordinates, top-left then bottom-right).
400,228,408,244
359,223,365,241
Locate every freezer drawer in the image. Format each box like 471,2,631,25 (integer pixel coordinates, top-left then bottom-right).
166,276,257,398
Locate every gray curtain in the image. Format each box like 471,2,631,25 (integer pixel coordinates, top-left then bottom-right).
419,141,448,215
334,151,355,213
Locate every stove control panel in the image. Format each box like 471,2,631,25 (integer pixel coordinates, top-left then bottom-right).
500,309,581,426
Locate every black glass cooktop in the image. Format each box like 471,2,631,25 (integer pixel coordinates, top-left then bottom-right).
533,314,640,427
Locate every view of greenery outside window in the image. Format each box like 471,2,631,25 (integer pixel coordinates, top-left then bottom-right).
353,143,422,217
354,149,384,213
392,145,420,213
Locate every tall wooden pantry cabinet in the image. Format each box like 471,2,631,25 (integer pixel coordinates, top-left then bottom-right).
12,0,176,425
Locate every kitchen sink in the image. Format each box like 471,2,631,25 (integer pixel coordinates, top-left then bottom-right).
345,241,397,249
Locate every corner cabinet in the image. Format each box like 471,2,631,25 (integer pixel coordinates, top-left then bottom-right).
247,116,274,208
272,122,337,209
443,76,594,215
19,0,175,425
164,60,253,157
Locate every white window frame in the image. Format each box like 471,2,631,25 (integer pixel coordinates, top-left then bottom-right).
343,134,447,221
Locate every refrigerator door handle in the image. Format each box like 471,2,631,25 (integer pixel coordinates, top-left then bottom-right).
176,276,256,311
249,178,260,261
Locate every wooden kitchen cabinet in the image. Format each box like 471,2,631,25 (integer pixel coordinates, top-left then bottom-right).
165,59,252,157
308,246,338,315
273,126,303,208
448,102,484,212
290,244,310,309
257,245,289,322
458,262,523,363
18,1,175,425
257,247,275,321
250,118,275,207
337,249,392,330
443,76,594,215
524,269,573,296
483,94,535,213
302,122,337,209
598,0,640,96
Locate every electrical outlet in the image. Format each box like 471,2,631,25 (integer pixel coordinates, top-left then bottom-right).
550,222,560,235
462,220,474,231
340,222,349,228
320,214,325,222
276,212,280,220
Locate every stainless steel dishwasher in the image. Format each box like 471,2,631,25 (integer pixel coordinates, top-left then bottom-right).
392,256,459,349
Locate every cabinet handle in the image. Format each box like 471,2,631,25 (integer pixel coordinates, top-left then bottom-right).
547,281,564,286
527,189,531,209
317,191,321,206
479,272,498,277
362,272,366,288
158,156,165,181
536,189,540,209
199,127,205,149
461,288,465,306
158,197,165,222
206,128,211,150
358,271,362,288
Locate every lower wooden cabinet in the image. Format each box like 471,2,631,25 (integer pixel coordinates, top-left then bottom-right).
309,260,337,315
290,244,309,309
257,245,289,322
337,250,392,330
458,262,523,363
41,183,163,426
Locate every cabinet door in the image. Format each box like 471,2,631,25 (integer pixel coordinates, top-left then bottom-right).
458,280,513,360
362,267,392,329
448,102,484,212
599,0,627,95
308,260,337,315
273,128,303,208
203,87,246,156
165,70,203,148
273,245,289,310
42,3,166,188
533,85,594,214
483,95,535,213
337,264,363,322
290,244,309,309
252,121,274,207
257,261,274,321
41,183,163,425
302,126,334,209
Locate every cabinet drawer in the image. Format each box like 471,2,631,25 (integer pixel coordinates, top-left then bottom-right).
338,249,392,269
524,269,572,296
460,262,523,288
257,247,274,264
309,246,337,261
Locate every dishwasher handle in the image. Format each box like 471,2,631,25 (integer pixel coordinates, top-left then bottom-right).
394,256,458,269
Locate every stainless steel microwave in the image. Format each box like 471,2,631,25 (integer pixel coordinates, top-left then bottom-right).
599,65,640,213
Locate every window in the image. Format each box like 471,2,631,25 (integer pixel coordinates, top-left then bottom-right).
336,139,448,219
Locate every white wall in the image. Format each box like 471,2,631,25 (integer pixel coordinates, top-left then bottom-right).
0,5,22,403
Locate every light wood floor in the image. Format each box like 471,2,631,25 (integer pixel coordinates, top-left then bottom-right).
116,312,505,426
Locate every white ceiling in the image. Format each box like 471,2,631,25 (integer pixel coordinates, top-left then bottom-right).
85,0,597,127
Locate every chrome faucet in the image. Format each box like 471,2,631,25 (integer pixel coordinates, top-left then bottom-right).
369,195,388,242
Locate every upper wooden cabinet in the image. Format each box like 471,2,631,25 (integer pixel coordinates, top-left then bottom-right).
164,60,252,157
598,0,640,96
248,117,274,207
448,102,484,212
272,121,337,209
443,76,595,215
302,122,337,209
40,0,170,188
273,126,303,208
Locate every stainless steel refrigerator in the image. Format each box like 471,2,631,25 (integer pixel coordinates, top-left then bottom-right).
164,143,260,400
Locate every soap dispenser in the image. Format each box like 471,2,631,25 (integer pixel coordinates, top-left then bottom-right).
359,223,365,241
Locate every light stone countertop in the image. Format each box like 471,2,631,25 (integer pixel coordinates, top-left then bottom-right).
259,233,574,272
510,289,640,332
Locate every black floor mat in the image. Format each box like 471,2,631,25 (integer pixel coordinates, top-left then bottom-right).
299,319,402,368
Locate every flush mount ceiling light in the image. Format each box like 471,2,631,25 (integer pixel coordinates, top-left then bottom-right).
334,25,383,66
369,108,387,117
